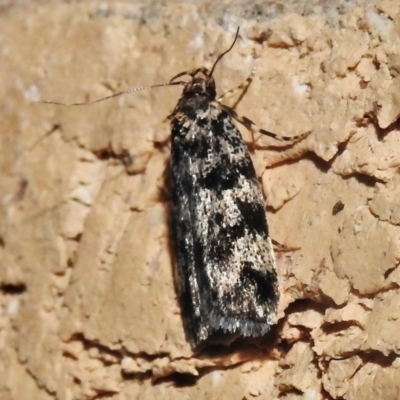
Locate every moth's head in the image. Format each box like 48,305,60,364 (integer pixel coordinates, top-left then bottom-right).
183,71,216,99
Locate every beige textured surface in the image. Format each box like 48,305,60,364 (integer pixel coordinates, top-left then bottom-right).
1,1,400,399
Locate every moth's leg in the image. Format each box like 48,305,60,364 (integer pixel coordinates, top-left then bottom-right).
219,104,311,143
217,67,256,104
272,238,300,252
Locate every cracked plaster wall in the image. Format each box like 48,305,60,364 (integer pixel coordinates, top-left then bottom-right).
1,1,400,399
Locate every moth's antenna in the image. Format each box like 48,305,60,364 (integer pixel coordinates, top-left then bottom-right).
209,27,240,78
40,81,185,106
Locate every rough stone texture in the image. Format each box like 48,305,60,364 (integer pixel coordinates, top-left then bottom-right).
1,1,400,399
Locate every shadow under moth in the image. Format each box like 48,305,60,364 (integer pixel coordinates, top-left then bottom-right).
42,28,309,349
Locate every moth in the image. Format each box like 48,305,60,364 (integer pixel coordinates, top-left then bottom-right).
42,28,308,349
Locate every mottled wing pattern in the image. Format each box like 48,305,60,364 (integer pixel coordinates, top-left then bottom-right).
170,97,278,347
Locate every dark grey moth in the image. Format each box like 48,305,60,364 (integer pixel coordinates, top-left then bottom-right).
41,28,308,349
167,30,304,348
